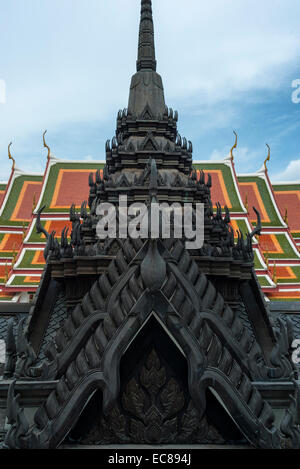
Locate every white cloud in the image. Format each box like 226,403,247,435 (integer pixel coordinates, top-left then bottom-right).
209,149,225,160
209,145,263,171
272,159,300,181
0,0,300,176
83,155,94,162
157,0,300,104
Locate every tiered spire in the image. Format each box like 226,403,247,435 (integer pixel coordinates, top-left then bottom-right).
137,0,157,71
128,0,165,119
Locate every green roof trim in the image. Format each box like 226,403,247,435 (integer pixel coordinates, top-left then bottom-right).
10,275,40,287
0,233,20,259
277,266,300,284
270,297,300,302
0,175,43,226
39,162,105,213
16,249,44,270
238,175,283,227
27,219,72,243
26,219,46,243
0,295,14,301
258,275,273,287
194,163,244,212
264,234,299,260
232,218,251,236
273,184,300,192
254,250,265,270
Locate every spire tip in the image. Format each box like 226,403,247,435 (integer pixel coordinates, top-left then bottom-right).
137,0,157,72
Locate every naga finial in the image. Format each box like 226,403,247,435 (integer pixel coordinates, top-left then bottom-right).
4,262,8,283
264,143,271,171
244,194,249,212
8,142,15,171
265,250,269,270
284,207,288,225
272,261,277,284
43,130,50,160
12,243,17,268
32,192,37,213
22,221,26,241
230,130,238,161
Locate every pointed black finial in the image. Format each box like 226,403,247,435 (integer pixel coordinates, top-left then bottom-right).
137,0,157,72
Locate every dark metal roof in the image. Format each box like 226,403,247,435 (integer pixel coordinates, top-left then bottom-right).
0,303,31,314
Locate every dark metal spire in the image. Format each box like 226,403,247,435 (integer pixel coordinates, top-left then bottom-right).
137,0,157,71
128,0,165,118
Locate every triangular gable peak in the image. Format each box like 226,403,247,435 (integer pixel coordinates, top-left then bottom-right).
140,103,155,120
5,234,300,449
139,131,160,152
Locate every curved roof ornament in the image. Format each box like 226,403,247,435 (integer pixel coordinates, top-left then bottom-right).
284,207,288,225
43,130,51,160
8,142,15,171
230,130,238,161
264,143,271,171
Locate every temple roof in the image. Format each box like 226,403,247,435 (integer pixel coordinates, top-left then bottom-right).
0,1,299,305
194,160,246,213
0,153,296,300
0,166,43,297
35,157,105,214
273,182,300,244
2,1,300,450
0,153,299,300
0,170,42,227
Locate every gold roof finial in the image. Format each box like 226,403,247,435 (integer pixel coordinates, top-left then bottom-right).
264,143,271,171
32,192,37,213
284,207,288,225
12,243,17,268
4,262,8,283
244,194,249,212
265,249,269,270
272,261,277,285
43,130,51,160
8,142,15,171
22,221,26,241
230,130,238,161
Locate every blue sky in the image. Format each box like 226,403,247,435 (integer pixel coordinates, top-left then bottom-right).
0,0,300,181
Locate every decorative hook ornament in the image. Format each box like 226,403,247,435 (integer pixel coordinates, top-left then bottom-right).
264,143,271,171
43,130,50,160
8,142,15,171
230,130,238,161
